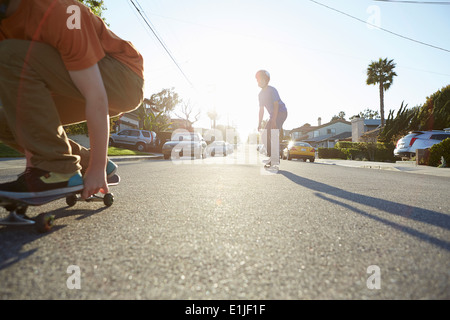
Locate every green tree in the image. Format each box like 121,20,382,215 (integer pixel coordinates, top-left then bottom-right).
366,58,397,127
379,85,450,144
143,110,172,134
135,102,169,133
136,88,181,134
146,88,180,114
350,108,380,120
331,111,346,121
378,102,417,143
414,84,450,131
78,0,106,20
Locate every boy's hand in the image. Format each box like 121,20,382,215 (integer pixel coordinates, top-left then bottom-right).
82,167,109,200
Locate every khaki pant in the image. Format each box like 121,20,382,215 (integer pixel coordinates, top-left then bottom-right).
0,39,144,173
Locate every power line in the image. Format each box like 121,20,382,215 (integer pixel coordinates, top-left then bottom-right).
308,0,450,53
128,0,193,87
374,0,450,4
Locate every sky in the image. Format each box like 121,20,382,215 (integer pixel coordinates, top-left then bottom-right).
104,0,450,139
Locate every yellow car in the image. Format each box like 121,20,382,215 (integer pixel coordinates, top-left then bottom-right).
282,141,316,162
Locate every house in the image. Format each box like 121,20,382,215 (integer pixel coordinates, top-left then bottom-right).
351,117,381,142
115,110,140,131
310,131,353,149
289,119,352,148
115,98,167,132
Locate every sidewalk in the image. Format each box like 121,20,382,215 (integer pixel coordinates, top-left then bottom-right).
315,158,450,178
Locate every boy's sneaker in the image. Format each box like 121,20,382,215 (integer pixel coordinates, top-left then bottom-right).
0,167,83,199
80,159,118,178
106,159,118,178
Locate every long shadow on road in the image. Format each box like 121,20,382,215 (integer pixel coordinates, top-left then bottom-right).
0,207,108,271
279,170,450,251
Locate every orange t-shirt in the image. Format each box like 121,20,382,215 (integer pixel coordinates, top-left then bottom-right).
0,0,144,79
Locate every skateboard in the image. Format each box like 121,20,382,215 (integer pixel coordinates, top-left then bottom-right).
0,174,120,233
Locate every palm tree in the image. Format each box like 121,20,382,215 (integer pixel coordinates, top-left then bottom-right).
366,58,397,127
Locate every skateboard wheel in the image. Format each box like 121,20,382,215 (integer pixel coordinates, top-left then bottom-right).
35,213,55,233
66,195,78,207
103,193,114,207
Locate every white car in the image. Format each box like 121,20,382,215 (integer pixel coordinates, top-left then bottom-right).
162,132,207,160
394,130,450,158
207,141,233,157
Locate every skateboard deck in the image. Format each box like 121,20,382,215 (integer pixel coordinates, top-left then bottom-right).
0,174,120,233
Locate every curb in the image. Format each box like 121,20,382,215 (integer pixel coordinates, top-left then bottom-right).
315,159,450,178
109,154,164,162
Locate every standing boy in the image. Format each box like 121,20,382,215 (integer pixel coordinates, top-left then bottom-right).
0,0,144,200
256,70,288,168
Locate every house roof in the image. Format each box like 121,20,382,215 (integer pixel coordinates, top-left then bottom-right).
121,110,139,120
364,119,381,126
360,127,381,139
291,119,351,133
304,134,333,142
328,131,352,141
289,124,316,134
304,131,352,143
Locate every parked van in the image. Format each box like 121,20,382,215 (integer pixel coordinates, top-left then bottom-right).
109,129,156,152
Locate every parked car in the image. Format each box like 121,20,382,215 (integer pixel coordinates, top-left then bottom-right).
109,129,156,152
162,131,207,160
394,130,450,158
206,141,233,157
280,140,289,158
282,141,315,162
257,141,287,158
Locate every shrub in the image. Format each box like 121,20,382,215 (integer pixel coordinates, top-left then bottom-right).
341,147,367,160
318,148,346,159
64,123,88,135
320,141,397,162
374,142,397,162
429,138,450,167
335,141,355,149
0,143,23,158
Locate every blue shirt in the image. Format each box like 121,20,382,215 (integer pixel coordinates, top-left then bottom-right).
258,86,287,117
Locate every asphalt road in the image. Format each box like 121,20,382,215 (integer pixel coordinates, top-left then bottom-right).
0,149,449,300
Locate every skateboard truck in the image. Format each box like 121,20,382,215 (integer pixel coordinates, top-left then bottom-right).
66,193,114,207
0,209,35,226
0,203,54,233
